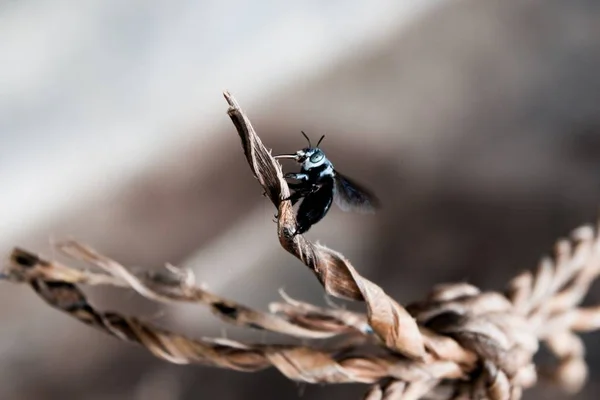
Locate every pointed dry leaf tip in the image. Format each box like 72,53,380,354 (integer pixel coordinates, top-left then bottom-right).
223,91,288,206
427,282,481,302
11,247,41,268
164,262,196,288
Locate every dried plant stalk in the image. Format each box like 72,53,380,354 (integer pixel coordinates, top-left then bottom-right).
2,92,600,400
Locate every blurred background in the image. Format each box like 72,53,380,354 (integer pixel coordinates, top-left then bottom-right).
2,0,600,398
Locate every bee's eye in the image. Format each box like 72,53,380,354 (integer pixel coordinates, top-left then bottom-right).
310,152,324,163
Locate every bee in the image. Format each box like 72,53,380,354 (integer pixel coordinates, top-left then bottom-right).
274,132,380,234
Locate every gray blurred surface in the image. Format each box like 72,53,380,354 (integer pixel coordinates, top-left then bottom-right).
2,0,600,399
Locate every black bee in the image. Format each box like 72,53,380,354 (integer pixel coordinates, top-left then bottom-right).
274,132,380,234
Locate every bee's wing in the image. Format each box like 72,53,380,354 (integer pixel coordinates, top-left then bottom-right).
333,171,380,213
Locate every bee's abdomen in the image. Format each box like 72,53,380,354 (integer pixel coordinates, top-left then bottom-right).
295,178,335,234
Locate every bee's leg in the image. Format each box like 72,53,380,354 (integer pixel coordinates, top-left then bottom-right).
285,172,309,181
275,189,307,222
293,224,307,236
284,173,312,204
284,182,320,204
287,185,308,206
285,190,308,204
287,182,306,190
275,175,312,222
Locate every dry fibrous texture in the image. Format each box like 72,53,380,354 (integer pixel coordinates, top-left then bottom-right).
2,92,600,399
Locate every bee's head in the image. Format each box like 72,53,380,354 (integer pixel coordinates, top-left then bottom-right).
274,131,328,167
296,147,325,166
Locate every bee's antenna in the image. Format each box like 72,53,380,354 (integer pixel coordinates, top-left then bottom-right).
301,131,312,147
316,134,325,147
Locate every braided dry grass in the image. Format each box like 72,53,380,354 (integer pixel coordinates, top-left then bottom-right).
2,92,600,399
